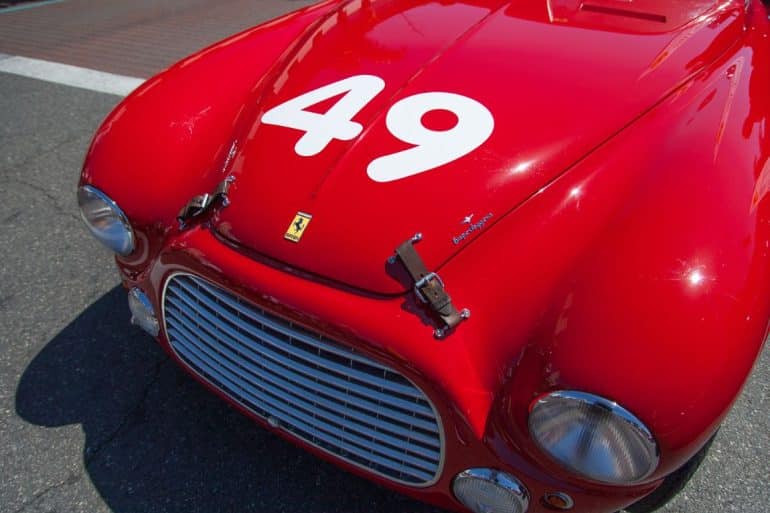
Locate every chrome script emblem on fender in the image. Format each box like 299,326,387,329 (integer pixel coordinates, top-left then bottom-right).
452,212,493,245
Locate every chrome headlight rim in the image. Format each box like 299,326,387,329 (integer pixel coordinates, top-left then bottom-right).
528,390,659,485
77,184,135,256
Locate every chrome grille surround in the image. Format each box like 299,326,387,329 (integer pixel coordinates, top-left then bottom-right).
161,272,444,486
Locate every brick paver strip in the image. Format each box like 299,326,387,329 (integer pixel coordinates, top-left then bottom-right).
0,0,314,78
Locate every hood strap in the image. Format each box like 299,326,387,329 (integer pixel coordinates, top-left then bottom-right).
395,234,470,339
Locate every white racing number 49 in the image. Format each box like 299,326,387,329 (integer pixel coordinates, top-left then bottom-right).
261,74,494,183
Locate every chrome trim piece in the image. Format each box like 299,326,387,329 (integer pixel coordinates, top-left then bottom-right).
161,272,444,487
128,287,159,336
452,468,530,513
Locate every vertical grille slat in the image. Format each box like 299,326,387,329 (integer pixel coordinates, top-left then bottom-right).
163,273,443,486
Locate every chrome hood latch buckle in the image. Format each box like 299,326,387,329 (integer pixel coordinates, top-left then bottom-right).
177,175,235,229
394,233,470,339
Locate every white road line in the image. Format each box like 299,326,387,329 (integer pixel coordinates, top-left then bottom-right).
0,0,64,14
0,55,144,97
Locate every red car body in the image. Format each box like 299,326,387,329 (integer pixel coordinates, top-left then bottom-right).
80,0,770,511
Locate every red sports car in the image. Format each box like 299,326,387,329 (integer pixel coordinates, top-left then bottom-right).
77,0,770,511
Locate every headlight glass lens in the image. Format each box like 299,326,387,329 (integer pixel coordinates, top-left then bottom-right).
77,185,134,255
529,391,658,484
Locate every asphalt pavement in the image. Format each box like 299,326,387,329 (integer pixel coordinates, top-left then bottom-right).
0,2,768,513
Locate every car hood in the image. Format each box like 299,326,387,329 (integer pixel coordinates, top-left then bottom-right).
214,0,742,294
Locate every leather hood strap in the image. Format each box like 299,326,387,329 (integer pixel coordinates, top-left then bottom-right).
395,234,469,338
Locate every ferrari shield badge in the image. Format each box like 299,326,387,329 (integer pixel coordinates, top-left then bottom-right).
284,212,312,242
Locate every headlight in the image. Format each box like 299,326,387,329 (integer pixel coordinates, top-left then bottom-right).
528,391,658,484
452,468,529,513
77,185,135,255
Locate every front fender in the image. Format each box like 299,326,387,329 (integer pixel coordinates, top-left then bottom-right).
79,0,338,268
437,7,770,485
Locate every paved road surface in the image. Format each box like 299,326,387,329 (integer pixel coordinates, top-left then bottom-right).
0,1,767,512
0,0,316,77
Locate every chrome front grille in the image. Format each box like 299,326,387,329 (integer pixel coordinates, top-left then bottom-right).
162,273,443,485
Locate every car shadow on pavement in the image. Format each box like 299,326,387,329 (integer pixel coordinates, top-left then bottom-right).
15,286,446,513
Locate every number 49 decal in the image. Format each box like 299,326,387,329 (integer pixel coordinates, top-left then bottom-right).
261,74,494,183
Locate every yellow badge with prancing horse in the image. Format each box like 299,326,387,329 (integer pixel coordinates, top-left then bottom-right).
284,211,312,242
